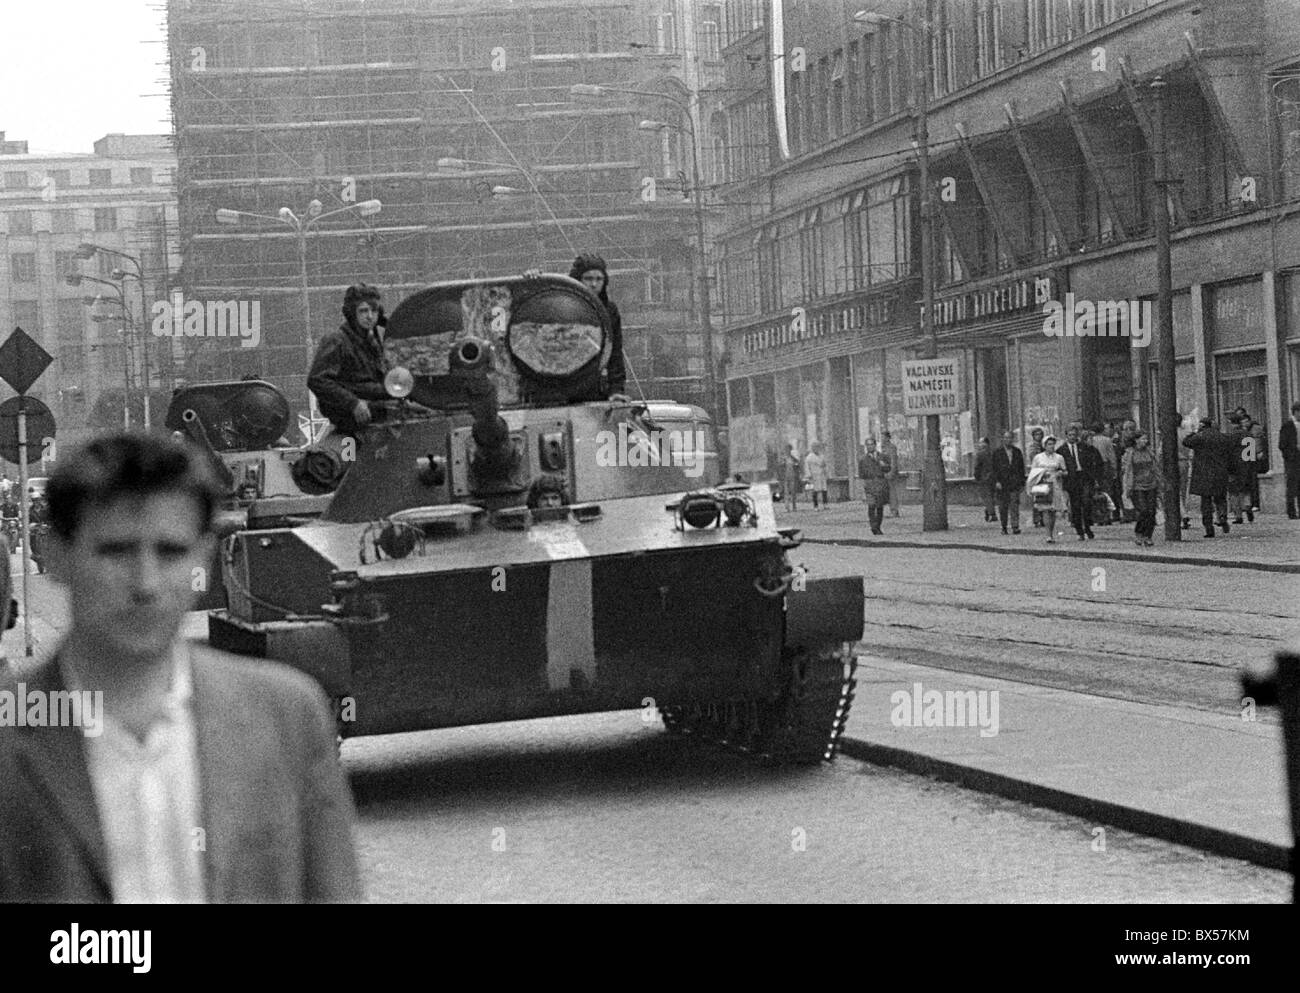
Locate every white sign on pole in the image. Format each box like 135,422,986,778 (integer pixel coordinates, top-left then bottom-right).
901,358,961,416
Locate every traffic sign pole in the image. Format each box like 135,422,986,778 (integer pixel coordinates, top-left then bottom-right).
17,397,32,657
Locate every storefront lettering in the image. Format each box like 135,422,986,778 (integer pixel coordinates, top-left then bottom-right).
934,274,1056,327
739,294,902,355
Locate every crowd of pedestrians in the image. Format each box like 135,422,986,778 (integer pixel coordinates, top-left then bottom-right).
770,399,1300,545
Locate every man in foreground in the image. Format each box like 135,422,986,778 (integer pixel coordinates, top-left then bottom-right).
0,433,361,902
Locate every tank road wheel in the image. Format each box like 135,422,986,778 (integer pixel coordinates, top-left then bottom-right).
755,646,859,765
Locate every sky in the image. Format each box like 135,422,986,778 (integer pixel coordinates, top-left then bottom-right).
1,1,171,154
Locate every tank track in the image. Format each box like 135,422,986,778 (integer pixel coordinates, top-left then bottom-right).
659,647,858,764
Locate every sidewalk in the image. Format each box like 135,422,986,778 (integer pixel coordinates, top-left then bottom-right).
842,655,1292,870
779,498,1300,572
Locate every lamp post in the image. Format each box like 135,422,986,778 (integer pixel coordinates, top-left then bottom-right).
570,83,718,419
1150,77,1182,542
76,242,155,418
215,199,381,421
68,273,141,428
855,2,947,531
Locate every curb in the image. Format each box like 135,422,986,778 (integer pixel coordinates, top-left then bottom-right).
803,535,1300,573
838,736,1291,872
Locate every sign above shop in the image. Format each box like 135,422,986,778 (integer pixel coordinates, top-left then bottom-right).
902,358,961,415
738,287,912,358
934,273,1060,328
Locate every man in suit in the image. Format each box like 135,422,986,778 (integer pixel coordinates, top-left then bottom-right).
1281,400,1300,519
1183,416,1237,537
0,433,361,903
1058,425,1102,540
991,430,1026,535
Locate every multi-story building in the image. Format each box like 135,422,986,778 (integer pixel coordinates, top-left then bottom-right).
166,0,726,419
714,0,1300,507
0,132,180,450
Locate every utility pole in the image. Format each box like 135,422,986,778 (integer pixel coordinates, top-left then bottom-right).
917,0,947,531
1152,77,1181,542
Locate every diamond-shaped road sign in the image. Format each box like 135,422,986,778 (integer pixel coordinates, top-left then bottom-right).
0,327,53,396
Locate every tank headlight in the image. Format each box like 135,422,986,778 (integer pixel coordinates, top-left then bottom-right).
678,491,721,530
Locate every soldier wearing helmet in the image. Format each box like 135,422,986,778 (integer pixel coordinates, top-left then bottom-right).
567,254,627,399
308,283,391,435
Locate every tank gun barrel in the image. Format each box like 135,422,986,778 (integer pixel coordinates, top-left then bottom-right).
180,407,236,491
449,338,516,479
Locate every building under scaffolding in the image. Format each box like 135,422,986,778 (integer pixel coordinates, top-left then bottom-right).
167,0,723,418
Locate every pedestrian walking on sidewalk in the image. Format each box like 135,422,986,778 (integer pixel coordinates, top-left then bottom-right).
1027,436,1067,543
1242,413,1267,513
1058,425,1101,541
1281,400,1300,519
880,432,901,517
974,438,996,523
781,444,802,513
991,431,1025,535
1228,418,1256,524
1026,428,1045,528
1121,430,1165,546
1089,422,1117,525
859,439,890,535
1183,416,1235,537
804,442,829,509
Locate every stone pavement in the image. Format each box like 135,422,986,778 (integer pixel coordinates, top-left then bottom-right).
778,496,1300,572
840,655,1291,870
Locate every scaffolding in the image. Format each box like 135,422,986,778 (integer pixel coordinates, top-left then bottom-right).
167,0,707,410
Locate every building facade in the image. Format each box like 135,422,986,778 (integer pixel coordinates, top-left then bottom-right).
166,0,726,419
713,0,1300,507
0,132,180,450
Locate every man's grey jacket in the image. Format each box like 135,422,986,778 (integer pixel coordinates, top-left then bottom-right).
0,646,362,903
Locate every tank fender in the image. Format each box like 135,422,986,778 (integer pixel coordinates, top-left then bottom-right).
784,575,864,650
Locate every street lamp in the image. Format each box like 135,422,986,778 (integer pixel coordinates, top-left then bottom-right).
570,82,718,419
214,199,381,424
68,272,142,427
72,244,156,428
854,3,947,531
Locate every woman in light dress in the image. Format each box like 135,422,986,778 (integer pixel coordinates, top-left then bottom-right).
1025,435,1067,543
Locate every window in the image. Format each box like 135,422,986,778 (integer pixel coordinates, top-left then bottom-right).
94,208,117,232
47,169,70,189
974,0,1003,78
52,210,78,234
829,50,846,139
130,166,153,185
89,168,113,187
12,300,39,334
8,212,33,236
846,40,860,131
10,253,36,282
649,13,678,54
55,251,79,280
4,171,28,190
700,5,723,61
60,345,86,375
757,235,778,312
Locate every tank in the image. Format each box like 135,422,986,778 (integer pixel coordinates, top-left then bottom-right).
206,274,863,763
165,378,350,608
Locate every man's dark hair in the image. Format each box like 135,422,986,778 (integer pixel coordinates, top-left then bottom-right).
47,432,224,541
525,473,570,509
341,282,382,328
